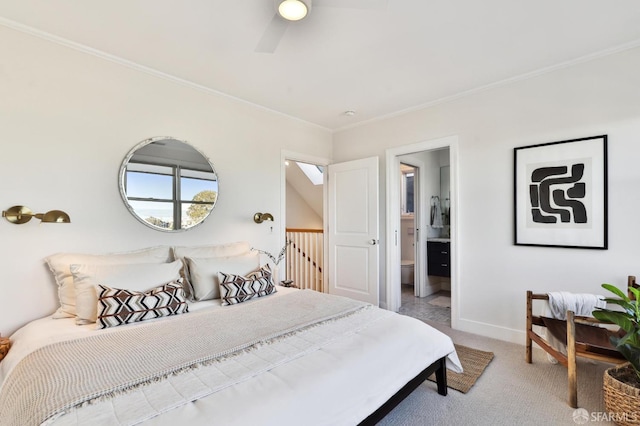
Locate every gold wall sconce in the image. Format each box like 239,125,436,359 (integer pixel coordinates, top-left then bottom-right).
2,205,71,224
253,212,274,224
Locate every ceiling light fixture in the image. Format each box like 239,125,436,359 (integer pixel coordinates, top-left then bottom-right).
277,0,311,21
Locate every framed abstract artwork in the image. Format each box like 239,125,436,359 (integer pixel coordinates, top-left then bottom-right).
514,135,608,249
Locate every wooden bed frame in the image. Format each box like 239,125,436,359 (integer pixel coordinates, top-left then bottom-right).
359,356,448,425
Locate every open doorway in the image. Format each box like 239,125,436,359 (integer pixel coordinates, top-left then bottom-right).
284,158,325,292
385,136,458,328
281,151,381,305
397,150,450,325
398,161,419,298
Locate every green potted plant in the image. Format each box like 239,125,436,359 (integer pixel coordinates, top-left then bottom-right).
592,283,640,425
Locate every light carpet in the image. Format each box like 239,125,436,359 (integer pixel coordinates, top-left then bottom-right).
428,344,494,393
378,320,616,426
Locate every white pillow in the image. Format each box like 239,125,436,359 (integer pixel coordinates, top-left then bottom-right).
72,260,184,325
45,246,173,319
172,242,251,300
185,253,260,301
172,241,251,260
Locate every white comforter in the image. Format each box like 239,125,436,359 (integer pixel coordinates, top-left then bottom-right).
0,288,461,426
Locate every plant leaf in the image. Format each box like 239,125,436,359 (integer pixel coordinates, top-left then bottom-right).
596,283,640,378
630,286,640,302
601,298,635,315
602,283,629,301
616,343,640,377
592,310,635,333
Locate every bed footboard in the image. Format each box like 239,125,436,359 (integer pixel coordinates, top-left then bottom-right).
358,356,448,425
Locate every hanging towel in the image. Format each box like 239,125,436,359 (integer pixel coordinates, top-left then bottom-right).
546,292,606,320
430,196,443,228
543,292,606,363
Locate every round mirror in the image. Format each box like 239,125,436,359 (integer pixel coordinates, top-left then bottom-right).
119,136,219,232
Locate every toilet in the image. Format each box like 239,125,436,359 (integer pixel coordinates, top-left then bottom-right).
401,260,414,285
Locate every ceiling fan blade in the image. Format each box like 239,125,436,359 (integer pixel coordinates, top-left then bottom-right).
315,0,387,9
255,13,290,53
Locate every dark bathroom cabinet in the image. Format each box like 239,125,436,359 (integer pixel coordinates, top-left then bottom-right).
427,240,450,277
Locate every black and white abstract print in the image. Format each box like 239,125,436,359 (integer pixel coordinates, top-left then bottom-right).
514,135,607,249
527,159,591,228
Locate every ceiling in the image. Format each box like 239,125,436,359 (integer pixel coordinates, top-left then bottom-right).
1,1,640,131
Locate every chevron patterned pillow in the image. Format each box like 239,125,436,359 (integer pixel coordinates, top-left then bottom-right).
97,281,189,329
219,265,277,306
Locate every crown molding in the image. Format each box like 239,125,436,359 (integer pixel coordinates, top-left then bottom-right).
0,16,331,133
334,38,640,133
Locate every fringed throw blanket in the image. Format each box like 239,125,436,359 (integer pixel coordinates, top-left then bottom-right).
0,290,368,426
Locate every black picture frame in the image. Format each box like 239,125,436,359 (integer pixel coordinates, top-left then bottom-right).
514,135,608,249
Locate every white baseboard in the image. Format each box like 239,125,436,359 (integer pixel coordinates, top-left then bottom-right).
455,317,525,345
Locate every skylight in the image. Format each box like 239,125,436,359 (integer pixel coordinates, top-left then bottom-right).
297,162,324,185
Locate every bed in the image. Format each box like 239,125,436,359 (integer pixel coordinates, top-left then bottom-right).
0,243,461,426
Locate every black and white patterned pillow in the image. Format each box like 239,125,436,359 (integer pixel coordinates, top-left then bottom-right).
97,280,188,329
219,265,277,306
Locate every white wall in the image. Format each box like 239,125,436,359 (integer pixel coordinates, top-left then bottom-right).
333,46,640,343
285,182,323,229
4,22,640,345
400,217,415,262
0,25,332,334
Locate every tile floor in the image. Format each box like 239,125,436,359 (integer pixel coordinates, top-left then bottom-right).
398,285,451,326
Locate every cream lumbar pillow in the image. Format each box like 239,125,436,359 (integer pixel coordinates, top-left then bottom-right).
72,260,184,325
46,246,173,319
184,252,260,301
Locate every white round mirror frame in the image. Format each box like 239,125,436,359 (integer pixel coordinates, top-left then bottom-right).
118,136,219,232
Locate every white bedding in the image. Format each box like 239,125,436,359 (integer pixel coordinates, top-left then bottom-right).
0,288,461,426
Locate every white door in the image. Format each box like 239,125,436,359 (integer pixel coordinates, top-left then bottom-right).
327,157,379,305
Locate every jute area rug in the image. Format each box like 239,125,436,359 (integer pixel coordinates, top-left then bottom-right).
429,344,494,393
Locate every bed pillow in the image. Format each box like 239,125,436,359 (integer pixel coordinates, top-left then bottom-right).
172,241,251,260
71,260,184,325
218,265,276,306
97,281,188,329
46,246,173,319
172,242,251,300
185,253,260,301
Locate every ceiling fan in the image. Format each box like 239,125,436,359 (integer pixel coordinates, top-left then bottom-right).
256,0,387,53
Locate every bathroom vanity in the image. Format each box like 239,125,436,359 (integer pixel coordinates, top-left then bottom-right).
427,239,450,277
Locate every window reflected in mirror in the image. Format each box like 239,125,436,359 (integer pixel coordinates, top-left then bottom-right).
120,137,218,232
401,163,415,215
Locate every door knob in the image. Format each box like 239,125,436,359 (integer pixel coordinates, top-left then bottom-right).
369,239,379,245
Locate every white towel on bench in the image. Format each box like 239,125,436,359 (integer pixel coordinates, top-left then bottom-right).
544,292,606,363
546,292,606,320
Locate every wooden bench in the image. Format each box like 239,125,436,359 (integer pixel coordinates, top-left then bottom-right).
524,279,635,408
